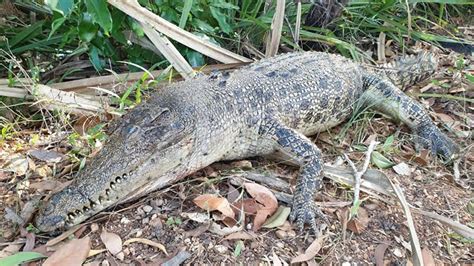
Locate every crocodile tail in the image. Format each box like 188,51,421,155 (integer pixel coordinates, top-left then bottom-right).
365,52,439,89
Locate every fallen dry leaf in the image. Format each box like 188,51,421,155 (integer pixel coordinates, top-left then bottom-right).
123,238,168,255
272,249,283,266
374,242,391,266
0,244,23,259
100,230,122,255
193,194,235,218
231,198,262,215
88,249,107,258
291,235,325,263
43,237,91,266
263,206,291,229
244,182,278,231
346,207,370,234
29,149,64,163
3,154,28,175
421,247,436,266
224,231,257,240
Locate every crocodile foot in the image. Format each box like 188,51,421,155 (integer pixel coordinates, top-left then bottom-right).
290,199,328,233
415,124,458,162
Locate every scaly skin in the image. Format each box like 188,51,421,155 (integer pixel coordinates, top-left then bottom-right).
35,51,458,232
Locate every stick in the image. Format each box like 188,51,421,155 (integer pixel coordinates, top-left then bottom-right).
344,140,379,216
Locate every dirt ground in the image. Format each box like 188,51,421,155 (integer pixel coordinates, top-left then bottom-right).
0,48,473,265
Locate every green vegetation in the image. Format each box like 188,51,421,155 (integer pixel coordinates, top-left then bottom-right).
1,0,471,82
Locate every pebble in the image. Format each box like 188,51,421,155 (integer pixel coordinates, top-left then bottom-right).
214,245,228,253
142,217,149,224
393,247,403,257
275,242,284,249
120,217,131,224
143,205,153,213
137,208,145,217
101,260,110,266
342,262,351,266
231,160,252,170
275,230,288,239
135,229,143,238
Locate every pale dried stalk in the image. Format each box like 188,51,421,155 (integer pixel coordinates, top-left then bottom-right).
344,140,379,209
294,0,302,44
391,180,423,266
141,22,195,80
265,0,286,57
108,0,251,64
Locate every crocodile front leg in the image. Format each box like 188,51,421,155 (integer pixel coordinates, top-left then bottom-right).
261,119,327,232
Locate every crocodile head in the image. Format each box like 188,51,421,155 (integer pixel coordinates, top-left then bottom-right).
35,104,196,232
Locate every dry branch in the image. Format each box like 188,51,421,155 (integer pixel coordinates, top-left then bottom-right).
141,22,195,80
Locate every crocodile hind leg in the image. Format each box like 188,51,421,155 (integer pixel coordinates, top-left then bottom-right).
360,74,458,161
261,118,327,232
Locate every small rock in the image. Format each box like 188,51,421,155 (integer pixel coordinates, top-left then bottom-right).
275,230,288,239
143,205,153,213
123,248,130,255
90,223,99,232
342,262,351,266
154,199,164,206
150,217,162,228
231,160,252,170
214,245,228,254
393,162,412,176
120,217,131,224
276,242,284,249
101,260,110,266
135,229,143,238
393,247,404,257
287,230,296,238
142,217,149,224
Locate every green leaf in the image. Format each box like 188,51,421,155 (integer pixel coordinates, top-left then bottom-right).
383,135,394,152
185,50,205,67
8,21,44,48
233,241,244,257
211,2,239,9
130,19,145,38
85,0,113,34
88,46,103,71
45,0,74,15
78,13,98,42
179,0,194,28
209,6,232,33
0,252,46,266
409,0,473,4
48,17,67,39
371,151,394,169
466,73,474,83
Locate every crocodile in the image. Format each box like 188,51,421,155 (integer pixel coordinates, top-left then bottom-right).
35,51,458,232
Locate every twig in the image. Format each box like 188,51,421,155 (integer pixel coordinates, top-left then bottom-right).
390,179,423,266
344,140,379,216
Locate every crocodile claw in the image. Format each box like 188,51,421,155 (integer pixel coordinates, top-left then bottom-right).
290,199,327,233
415,125,458,162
